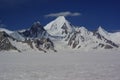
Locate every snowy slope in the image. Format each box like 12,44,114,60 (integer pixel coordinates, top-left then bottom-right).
65,26,119,49
44,16,75,37
109,32,120,44
10,31,25,41
97,26,110,39
9,39,35,52
96,26,120,44
66,27,95,49
0,28,25,41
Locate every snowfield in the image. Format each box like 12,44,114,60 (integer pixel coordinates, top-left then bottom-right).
0,49,120,80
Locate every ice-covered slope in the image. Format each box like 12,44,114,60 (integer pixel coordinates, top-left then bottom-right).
97,26,110,38
109,32,120,44
10,31,25,41
44,16,75,37
0,28,25,41
96,26,120,44
65,26,119,49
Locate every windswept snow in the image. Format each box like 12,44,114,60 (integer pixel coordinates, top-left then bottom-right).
0,49,120,80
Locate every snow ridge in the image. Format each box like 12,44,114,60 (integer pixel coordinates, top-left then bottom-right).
0,16,120,52
44,16,74,37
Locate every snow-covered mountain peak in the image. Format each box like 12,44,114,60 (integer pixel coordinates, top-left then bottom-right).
44,16,74,37
98,26,104,32
97,26,108,35
31,21,43,29
33,21,41,26
96,26,110,38
44,16,69,30
55,16,66,22
0,28,13,34
19,21,48,39
0,28,25,41
79,26,88,31
75,26,91,36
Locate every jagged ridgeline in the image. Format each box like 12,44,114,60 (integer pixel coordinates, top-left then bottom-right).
0,22,56,53
0,31,20,52
0,16,120,52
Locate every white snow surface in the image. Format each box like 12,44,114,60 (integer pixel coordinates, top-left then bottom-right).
44,16,74,37
109,32,120,44
97,26,110,38
0,49,120,80
10,31,25,41
97,26,120,44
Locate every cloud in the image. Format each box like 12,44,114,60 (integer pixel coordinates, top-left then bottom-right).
45,11,81,17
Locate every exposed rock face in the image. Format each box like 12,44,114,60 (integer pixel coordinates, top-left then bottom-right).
66,27,119,49
0,31,19,51
24,39,34,49
0,17,120,52
34,38,57,52
23,38,57,53
16,21,57,53
93,32,119,49
21,21,48,38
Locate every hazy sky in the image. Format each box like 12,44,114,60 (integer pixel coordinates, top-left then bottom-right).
0,0,120,31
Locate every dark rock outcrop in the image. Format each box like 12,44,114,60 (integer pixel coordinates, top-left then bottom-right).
34,38,57,52
0,31,20,52
20,21,48,38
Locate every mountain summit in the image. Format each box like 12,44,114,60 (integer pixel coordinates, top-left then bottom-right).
0,17,120,52
44,16,75,37
21,21,48,39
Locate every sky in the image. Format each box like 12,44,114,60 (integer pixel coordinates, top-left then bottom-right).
0,0,120,32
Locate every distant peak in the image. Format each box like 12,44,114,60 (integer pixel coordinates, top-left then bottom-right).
33,21,41,25
98,26,106,32
98,26,104,31
56,16,66,21
31,21,42,28
36,21,41,24
80,26,87,30
57,16,65,18
97,26,109,35
75,26,88,32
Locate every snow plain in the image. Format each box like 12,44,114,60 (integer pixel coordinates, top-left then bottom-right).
0,49,120,80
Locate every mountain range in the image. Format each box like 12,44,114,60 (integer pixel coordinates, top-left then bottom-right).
0,16,120,52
